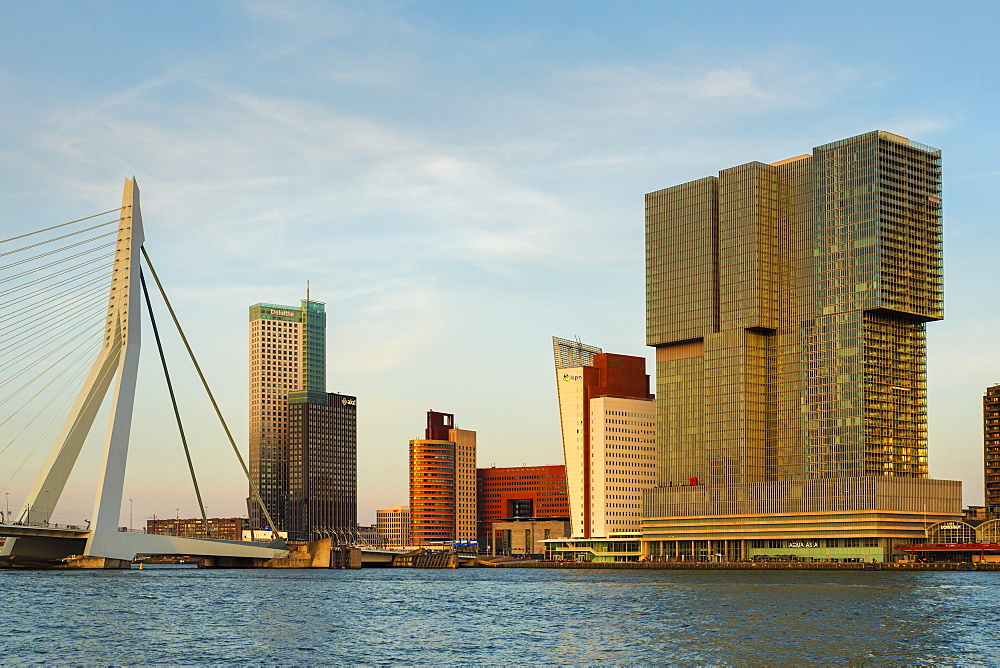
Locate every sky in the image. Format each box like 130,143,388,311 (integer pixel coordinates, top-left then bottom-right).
1,0,999,526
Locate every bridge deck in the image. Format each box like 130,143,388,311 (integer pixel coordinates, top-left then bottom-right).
0,523,91,540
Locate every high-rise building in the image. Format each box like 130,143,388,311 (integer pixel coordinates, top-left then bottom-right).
408,411,477,546
643,131,962,562
248,296,356,538
553,337,657,539
376,506,411,547
476,465,569,549
985,385,1000,517
287,392,357,542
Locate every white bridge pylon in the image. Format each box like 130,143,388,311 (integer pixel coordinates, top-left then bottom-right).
1,179,287,564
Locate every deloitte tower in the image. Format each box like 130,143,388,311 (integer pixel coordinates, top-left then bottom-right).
643,131,962,562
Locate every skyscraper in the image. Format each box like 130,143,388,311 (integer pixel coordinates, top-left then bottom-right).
553,337,657,539
643,131,962,562
287,392,357,541
985,385,1000,518
408,411,477,546
249,296,356,537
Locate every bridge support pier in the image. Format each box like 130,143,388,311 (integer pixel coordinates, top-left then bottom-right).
331,546,362,569
61,556,132,569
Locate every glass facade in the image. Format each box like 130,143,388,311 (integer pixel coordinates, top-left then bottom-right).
646,132,943,488
643,132,958,559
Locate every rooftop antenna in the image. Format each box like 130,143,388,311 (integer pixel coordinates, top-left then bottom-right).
306,280,310,301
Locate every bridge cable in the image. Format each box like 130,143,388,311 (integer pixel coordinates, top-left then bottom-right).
0,290,107,353
0,219,120,260
5,336,122,523
0,208,123,245
0,282,109,339
0,255,114,306
139,268,211,537
0,274,108,327
0,318,103,378
0,256,115,299
0,345,109,500
140,247,282,535
0,323,103,411
0,327,102,430
0,242,116,285
0,230,118,271
0,339,101,458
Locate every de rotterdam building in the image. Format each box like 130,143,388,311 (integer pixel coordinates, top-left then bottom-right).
643,131,962,562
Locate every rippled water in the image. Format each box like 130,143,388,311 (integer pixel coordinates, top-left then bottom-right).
2,566,998,664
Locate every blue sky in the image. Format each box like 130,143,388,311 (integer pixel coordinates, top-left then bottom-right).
1,0,999,524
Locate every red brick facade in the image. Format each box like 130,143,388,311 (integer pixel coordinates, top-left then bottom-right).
476,465,568,550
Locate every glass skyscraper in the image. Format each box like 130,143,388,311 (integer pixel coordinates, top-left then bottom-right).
643,131,962,562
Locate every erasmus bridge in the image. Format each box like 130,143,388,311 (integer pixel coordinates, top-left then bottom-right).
0,179,290,568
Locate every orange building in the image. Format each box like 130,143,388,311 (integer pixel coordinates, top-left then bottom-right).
408,411,476,546
476,465,569,550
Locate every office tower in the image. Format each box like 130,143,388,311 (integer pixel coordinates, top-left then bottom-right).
376,506,411,547
287,392,357,541
476,465,569,549
644,131,961,562
553,337,657,539
986,385,1000,518
249,296,356,538
408,411,477,546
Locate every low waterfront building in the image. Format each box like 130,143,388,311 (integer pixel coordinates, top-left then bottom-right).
492,518,570,558
544,532,643,562
241,529,287,542
894,519,1000,563
357,524,379,545
147,517,247,541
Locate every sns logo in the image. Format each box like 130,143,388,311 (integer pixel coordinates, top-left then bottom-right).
562,373,582,382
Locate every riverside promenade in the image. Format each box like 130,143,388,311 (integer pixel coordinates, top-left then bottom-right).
479,559,1000,571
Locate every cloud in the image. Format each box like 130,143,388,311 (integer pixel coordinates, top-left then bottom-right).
542,61,865,124
884,117,949,141
331,281,449,373
240,0,419,58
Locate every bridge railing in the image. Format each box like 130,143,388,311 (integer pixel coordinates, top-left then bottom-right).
0,521,90,531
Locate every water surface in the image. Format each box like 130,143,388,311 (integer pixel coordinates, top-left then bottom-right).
2,567,997,664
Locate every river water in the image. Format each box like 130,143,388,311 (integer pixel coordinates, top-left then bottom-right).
2,566,997,665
